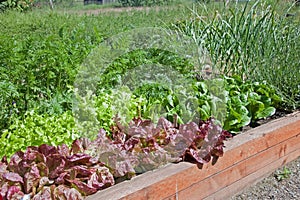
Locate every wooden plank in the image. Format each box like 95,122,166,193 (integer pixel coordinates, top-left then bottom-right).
148,126,300,200
174,134,300,199
86,113,300,200
208,149,300,200
122,132,300,200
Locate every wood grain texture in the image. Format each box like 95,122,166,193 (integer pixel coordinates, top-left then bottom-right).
86,112,300,200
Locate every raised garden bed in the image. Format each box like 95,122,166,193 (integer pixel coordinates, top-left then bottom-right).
86,111,300,200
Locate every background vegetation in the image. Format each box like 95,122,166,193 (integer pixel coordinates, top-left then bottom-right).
0,0,299,158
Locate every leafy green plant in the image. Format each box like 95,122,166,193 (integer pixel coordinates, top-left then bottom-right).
0,81,20,131
133,83,179,121
94,87,139,134
94,84,190,134
0,117,231,199
0,12,104,133
0,110,80,159
97,48,193,91
194,76,282,133
223,76,282,132
174,1,300,110
0,0,34,12
94,75,281,134
195,78,228,124
0,143,114,199
275,166,291,181
0,7,190,134
92,47,197,126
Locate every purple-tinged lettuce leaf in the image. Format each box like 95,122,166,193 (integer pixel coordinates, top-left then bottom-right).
57,144,70,158
10,161,31,178
70,138,90,154
66,154,92,167
69,179,97,196
155,117,178,144
0,182,9,199
181,118,232,167
71,139,84,154
220,130,232,140
130,117,153,128
179,122,200,143
133,148,175,174
111,123,127,144
36,162,49,177
6,185,23,200
1,157,7,165
69,166,92,178
139,137,159,152
87,167,115,190
87,157,99,166
38,177,53,190
109,158,135,179
183,148,209,167
123,137,139,151
55,172,69,185
2,172,23,184
46,154,66,180
211,145,224,157
98,149,135,178
23,147,43,164
156,117,174,130
32,186,53,200
0,163,7,175
64,188,84,200
127,117,155,138
38,144,57,157
24,165,40,194
53,185,83,200
7,152,24,175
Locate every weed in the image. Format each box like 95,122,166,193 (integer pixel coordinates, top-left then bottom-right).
275,166,291,181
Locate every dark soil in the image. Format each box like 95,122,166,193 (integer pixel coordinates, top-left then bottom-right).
241,109,294,132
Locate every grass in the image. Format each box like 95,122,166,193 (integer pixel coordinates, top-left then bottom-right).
36,0,195,12
175,0,300,109
54,1,121,11
0,4,191,44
